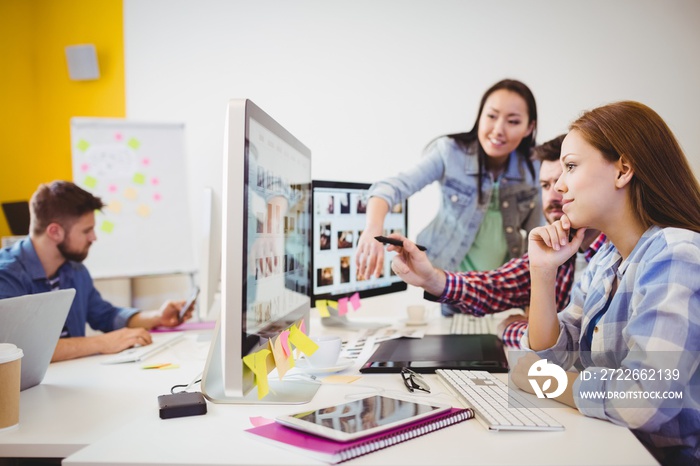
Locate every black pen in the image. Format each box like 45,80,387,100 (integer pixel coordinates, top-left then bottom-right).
374,236,427,252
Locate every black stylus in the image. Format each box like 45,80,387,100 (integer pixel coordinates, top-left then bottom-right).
374,236,427,252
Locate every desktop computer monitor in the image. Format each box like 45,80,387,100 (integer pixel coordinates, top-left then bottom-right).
2,201,30,235
201,99,318,404
311,180,408,308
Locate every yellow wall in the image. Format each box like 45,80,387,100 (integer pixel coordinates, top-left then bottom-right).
0,0,125,237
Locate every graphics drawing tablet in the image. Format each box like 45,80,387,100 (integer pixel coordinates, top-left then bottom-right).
359,334,509,374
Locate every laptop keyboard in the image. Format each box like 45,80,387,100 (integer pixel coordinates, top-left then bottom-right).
101,332,185,364
449,313,497,335
436,369,564,431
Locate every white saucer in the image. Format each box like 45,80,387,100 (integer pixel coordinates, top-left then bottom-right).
403,318,429,326
295,357,354,374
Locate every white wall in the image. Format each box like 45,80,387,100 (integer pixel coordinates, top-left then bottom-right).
124,0,700,281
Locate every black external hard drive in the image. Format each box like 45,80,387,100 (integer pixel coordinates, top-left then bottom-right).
158,391,207,419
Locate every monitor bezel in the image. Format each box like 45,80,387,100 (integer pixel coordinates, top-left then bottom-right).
202,98,318,404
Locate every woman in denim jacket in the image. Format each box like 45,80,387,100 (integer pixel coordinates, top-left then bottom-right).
356,79,543,292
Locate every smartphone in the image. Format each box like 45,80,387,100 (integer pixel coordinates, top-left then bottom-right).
178,286,200,323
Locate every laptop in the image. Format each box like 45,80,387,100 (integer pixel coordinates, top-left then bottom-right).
0,289,76,390
359,334,509,374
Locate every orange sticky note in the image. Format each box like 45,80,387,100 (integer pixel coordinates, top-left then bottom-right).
271,334,294,379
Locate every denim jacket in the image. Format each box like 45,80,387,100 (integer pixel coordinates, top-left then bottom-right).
369,137,543,270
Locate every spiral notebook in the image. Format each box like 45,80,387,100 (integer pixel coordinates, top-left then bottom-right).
246,407,473,464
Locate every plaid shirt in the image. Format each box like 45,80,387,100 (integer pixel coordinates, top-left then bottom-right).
526,227,700,463
438,233,607,347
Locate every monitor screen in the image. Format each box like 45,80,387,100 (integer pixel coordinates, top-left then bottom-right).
202,99,318,404
2,201,30,236
311,180,407,307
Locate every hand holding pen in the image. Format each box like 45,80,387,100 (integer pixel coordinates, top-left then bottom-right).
379,234,446,296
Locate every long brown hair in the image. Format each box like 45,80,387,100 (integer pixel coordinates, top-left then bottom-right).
570,101,700,233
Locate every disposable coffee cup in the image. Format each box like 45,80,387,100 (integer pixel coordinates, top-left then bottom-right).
406,305,427,323
308,336,342,368
0,343,23,432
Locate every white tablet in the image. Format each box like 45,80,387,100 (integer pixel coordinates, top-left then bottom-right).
275,395,451,442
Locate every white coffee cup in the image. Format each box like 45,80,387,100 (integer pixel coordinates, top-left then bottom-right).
406,305,427,324
307,336,342,368
0,343,23,432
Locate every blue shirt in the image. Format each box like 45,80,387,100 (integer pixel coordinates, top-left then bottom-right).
369,137,542,270
525,226,700,463
0,238,139,337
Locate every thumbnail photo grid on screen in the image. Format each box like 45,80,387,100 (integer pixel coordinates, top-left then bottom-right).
314,188,404,295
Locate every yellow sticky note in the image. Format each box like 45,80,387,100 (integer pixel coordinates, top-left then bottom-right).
83,176,98,189
243,348,272,399
132,172,146,185
288,325,318,357
316,300,330,317
100,220,115,234
124,187,138,200
325,300,339,316
127,137,141,150
77,139,90,152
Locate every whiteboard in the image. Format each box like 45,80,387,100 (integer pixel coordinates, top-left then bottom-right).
70,118,196,279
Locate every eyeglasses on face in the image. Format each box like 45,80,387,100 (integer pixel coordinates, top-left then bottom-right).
401,367,431,393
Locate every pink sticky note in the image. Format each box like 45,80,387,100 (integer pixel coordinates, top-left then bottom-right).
108,184,118,193
337,297,349,316
350,292,361,311
114,132,123,141
80,163,90,172
151,177,160,185
279,330,291,357
249,416,275,427
142,157,151,166
299,319,306,335
153,192,162,202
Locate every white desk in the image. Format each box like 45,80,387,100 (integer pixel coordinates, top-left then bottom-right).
0,311,658,465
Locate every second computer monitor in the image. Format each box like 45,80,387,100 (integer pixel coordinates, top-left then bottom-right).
311,180,407,307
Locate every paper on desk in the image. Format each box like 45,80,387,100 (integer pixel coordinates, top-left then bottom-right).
357,326,426,343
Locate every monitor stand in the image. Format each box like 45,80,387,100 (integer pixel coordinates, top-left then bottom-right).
320,306,390,330
201,322,321,404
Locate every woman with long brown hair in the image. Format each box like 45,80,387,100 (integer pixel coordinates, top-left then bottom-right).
521,101,700,465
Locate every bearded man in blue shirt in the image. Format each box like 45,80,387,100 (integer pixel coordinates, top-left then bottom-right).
0,181,193,361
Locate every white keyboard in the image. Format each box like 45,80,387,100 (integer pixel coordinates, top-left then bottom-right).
449,313,497,335
436,369,564,431
101,332,185,364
